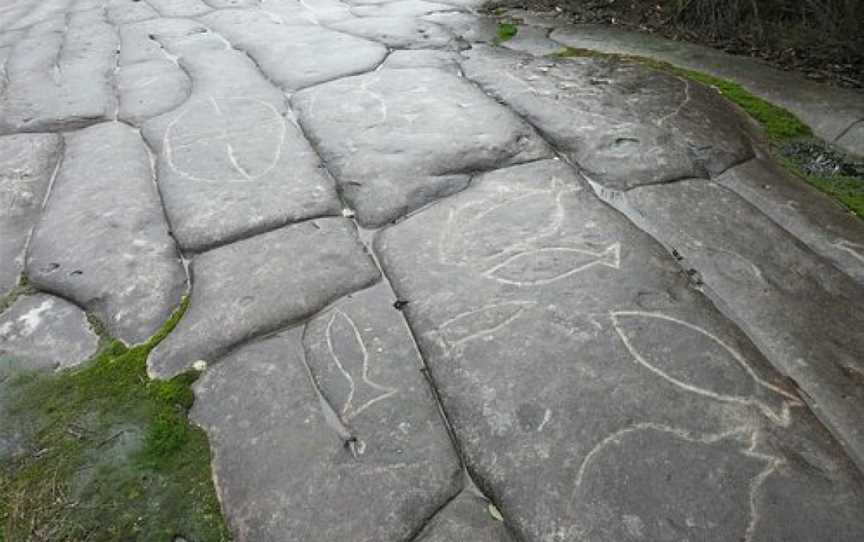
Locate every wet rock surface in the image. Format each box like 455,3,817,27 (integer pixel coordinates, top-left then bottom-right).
717,158,864,286
132,18,343,252
201,9,388,91
148,218,379,378
0,133,62,294
414,492,515,542
375,159,864,541
328,15,458,49
0,8,116,134
592,176,864,471
293,66,551,227
0,293,99,372
461,46,754,189
191,282,461,541
548,23,864,157
2,2,864,541
26,122,186,345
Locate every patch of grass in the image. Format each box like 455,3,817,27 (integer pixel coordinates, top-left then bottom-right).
555,46,864,218
0,297,231,542
495,22,518,44
777,155,864,218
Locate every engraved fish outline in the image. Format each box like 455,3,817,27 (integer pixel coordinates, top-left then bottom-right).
325,309,397,421
610,311,802,426
484,243,621,286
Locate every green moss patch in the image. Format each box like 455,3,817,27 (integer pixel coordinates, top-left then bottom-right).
0,297,231,542
778,155,864,218
556,46,862,219
496,22,518,44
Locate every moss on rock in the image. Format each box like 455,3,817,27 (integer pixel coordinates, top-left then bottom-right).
556,46,861,218
0,297,231,542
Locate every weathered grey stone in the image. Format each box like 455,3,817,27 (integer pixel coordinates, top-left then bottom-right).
146,0,211,18
0,8,116,134
717,157,864,285
497,8,565,28
383,49,459,70
328,16,458,49
191,282,460,540
549,24,864,157
418,0,484,7
421,12,499,44
118,18,203,66
258,0,353,25
136,20,342,252
351,0,458,18
461,46,755,190
0,293,99,371
0,133,62,294
500,24,563,56
837,120,864,157
117,59,191,124
591,177,864,471
415,492,515,542
106,0,159,25
374,159,864,541
201,10,387,91
0,0,68,33
149,218,380,378
26,122,186,345
292,67,552,227
204,0,259,7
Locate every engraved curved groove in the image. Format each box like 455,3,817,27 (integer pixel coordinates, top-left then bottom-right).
438,180,572,267
610,311,802,426
483,243,621,286
438,300,535,349
656,76,691,127
833,239,864,264
162,96,286,183
325,309,397,421
574,423,783,542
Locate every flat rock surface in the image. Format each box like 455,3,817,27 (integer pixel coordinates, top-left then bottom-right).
2,3,864,541
499,24,562,56
351,0,458,18
191,282,461,541
0,293,99,372
548,24,864,157
0,8,116,133
717,158,864,285
117,59,191,125
415,492,515,542
383,49,459,70
837,120,864,158
461,46,754,189
201,9,388,91
26,122,186,345
375,159,864,541
257,0,353,25
0,133,61,294
293,66,551,227
328,16,458,49
148,218,380,378
134,18,342,252
593,177,864,471
147,0,211,18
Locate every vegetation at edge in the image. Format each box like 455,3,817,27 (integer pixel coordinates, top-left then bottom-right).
556,46,862,219
495,22,518,44
0,297,231,542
